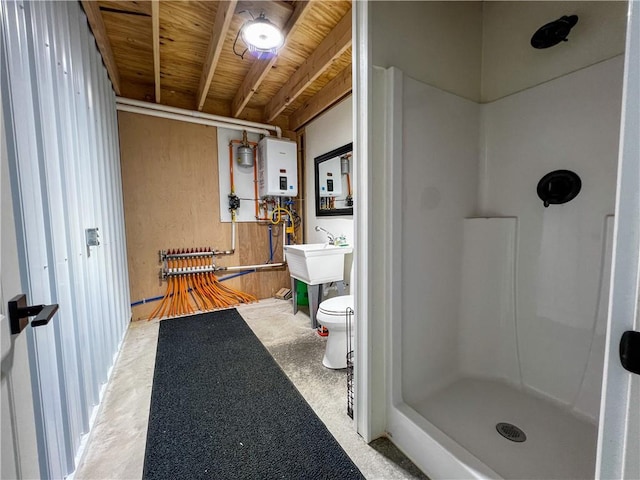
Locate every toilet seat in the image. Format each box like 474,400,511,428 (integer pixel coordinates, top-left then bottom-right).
317,295,354,317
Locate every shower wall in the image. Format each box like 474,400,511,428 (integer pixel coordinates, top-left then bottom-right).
398,55,623,420
401,77,480,404
373,1,627,476
372,2,482,101
481,2,627,102
479,56,623,420
373,0,626,428
372,1,485,407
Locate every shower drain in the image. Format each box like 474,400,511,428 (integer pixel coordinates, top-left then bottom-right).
496,422,527,442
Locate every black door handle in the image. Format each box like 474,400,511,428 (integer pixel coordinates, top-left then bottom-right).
8,294,59,335
620,331,640,375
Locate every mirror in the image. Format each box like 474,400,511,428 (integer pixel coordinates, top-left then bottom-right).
314,142,353,216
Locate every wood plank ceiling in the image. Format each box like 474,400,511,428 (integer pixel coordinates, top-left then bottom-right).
81,0,352,132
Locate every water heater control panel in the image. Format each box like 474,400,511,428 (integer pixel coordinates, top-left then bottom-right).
258,137,298,197
318,158,343,197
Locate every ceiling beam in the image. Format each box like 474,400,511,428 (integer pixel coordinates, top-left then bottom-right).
196,0,238,111
81,1,121,95
289,63,352,132
237,1,293,28
230,0,312,118
152,0,160,103
263,9,351,123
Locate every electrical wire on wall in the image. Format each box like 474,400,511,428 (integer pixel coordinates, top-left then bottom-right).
270,197,300,244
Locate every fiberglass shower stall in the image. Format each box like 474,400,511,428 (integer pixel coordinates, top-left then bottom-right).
367,1,638,479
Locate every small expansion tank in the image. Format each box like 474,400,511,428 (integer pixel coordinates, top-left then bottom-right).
257,137,298,197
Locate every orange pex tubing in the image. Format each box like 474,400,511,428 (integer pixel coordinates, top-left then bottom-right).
147,248,257,321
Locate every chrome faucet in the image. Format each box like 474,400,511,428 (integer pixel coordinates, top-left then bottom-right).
315,225,336,245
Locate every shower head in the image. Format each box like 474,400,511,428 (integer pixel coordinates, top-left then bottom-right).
531,15,578,49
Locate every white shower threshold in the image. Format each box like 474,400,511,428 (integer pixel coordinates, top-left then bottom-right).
410,377,597,479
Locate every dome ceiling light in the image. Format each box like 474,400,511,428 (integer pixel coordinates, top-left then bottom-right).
240,13,284,58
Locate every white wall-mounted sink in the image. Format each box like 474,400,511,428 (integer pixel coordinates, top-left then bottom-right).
284,243,353,285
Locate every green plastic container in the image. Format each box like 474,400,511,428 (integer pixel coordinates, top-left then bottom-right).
296,280,309,306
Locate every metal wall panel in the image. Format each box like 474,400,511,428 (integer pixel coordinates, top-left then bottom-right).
0,1,131,477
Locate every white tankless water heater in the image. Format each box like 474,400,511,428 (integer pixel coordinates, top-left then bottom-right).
318,157,343,197
258,137,298,197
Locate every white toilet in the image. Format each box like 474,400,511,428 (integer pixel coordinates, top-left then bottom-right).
316,294,354,369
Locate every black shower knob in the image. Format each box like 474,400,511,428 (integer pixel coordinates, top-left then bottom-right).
536,170,582,207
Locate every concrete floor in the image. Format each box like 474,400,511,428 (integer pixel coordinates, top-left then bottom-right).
73,298,427,479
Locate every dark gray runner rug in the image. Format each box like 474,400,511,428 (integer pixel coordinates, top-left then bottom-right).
143,309,364,479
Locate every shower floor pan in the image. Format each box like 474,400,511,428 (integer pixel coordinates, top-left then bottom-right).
412,378,597,479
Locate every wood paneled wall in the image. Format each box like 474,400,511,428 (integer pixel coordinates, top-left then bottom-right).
118,112,290,320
